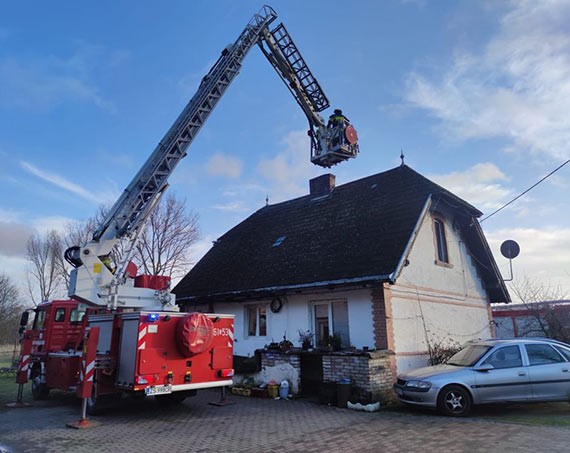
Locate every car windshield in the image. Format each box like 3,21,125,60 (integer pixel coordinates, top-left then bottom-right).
447,345,491,367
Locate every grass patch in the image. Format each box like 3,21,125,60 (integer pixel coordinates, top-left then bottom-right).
474,403,570,428
391,400,570,428
0,373,19,408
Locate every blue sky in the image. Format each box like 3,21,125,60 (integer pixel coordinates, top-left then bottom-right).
1,0,569,297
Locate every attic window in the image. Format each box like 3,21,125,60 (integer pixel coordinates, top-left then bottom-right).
433,217,449,264
272,236,286,247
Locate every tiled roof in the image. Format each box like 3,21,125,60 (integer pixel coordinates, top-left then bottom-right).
174,165,509,303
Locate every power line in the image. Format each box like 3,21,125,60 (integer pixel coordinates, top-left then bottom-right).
480,157,570,223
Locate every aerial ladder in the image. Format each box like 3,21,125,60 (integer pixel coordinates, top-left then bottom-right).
9,5,359,419
67,4,359,312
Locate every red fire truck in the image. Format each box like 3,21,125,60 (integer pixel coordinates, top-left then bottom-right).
18,300,234,413
12,5,359,419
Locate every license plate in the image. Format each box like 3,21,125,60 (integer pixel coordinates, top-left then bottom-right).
145,384,172,396
395,387,403,396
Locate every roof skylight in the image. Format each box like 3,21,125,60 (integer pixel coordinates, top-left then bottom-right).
272,236,286,247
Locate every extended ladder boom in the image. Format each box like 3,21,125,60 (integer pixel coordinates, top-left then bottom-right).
93,6,277,246
68,5,358,311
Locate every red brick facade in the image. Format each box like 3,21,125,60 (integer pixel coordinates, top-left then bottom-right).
371,287,388,350
371,284,394,351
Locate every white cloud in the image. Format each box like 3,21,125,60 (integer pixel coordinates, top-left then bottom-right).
0,207,24,223
0,222,33,257
256,130,319,202
0,254,30,285
0,59,113,113
0,44,122,112
212,201,251,213
405,1,570,160
32,216,75,234
429,162,513,212
485,227,570,291
206,153,243,178
20,161,118,203
221,183,266,198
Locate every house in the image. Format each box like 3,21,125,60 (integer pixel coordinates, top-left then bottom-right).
174,165,510,396
493,300,570,338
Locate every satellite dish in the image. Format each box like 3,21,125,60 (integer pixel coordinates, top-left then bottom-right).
500,240,520,260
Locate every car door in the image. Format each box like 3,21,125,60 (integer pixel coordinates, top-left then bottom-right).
473,345,531,403
524,343,570,400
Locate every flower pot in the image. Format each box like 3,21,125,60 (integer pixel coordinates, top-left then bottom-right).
231,387,251,397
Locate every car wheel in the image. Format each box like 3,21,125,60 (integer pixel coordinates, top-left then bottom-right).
437,385,471,417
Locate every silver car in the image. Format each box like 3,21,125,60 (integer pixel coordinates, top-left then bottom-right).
393,338,570,416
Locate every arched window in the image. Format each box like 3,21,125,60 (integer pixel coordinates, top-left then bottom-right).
433,217,449,264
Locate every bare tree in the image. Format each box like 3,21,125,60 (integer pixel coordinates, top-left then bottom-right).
509,278,570,343
135,194,200,279
0,273,24,344
55,194,199,287
26,230,65,304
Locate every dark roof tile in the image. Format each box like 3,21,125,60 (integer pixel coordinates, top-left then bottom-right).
174,165,509,302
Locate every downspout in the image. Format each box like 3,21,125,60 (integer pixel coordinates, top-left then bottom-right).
389,195,433,283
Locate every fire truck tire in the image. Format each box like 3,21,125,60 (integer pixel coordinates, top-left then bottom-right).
86,381,121,415
30,363,49,400
176,313,214,357
31,376,50,400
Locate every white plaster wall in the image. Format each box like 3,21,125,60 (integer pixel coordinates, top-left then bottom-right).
391,206,492,373
397,206,488,299
213,288,375,357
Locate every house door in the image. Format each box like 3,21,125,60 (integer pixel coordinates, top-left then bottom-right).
300,352,323,396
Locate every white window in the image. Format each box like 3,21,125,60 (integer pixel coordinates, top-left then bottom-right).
433,216,449,264
311,300,350,348
246,305,267,337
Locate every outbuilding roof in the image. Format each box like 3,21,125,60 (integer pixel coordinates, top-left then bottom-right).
174,165,510,303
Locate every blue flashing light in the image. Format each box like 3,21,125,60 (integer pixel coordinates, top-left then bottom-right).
147,313,160,322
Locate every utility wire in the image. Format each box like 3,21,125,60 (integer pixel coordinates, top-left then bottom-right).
480,157,570,223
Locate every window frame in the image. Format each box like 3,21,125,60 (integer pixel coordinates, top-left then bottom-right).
309,299,350,349
244,304,267,338
432,214,452,267
481,345,523,370
69,308,86,324
54,307,66,323
33,309,46,331
524,343,566,366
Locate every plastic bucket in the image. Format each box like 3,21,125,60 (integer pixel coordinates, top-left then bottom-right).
279,380,289,398
267,384,279,398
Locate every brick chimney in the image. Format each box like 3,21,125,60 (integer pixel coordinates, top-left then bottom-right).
309,174,335,197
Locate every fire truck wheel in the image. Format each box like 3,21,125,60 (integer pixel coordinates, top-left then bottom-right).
86,382,102,415
86,381,121,415
155,392,187,405
31,375,50,400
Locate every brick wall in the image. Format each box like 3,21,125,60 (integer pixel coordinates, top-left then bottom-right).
322,351,394,394
371,287,388,350
239,350,395,398
259,351,301,393
261,351,301,371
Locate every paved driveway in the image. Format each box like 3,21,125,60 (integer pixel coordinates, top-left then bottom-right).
0,390,568,453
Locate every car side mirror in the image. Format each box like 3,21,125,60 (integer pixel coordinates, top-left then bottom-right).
19,311,29,327
474,363,494,372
